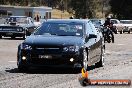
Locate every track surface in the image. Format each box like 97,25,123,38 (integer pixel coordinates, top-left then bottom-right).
0,34,132,88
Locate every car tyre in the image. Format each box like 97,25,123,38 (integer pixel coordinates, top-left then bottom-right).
11,36,15,39
0,35,2,39
128,31,130,34
82,49,88,71
120,30,123,34
23,34,26,40
96,44,105,68
115,29,118,34
18,64,28,72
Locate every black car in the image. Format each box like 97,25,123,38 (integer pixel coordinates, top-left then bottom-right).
17,19,105,71
0,24,27,39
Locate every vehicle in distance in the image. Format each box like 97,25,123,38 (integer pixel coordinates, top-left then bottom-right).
0,24,27,39
5,16,36,36
120,20,132,34
17,19,105,71
110,19,124,34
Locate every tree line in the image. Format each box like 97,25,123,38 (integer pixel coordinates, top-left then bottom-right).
0,0,132,19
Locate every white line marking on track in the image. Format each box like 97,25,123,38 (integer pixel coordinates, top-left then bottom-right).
8,61,17,63
116,44,125,46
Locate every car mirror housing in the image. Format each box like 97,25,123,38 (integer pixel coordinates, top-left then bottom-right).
88,34,97,39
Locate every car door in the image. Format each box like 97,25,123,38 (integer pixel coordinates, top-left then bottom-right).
89,21,102,63
84,21,97,65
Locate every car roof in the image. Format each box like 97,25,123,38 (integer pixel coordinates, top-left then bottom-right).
46,19,90,24
110,19,119,20
120,20,132,21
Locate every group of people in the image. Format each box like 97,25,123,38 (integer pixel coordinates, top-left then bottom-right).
69,15,115,43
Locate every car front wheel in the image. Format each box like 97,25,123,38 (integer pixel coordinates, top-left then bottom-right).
120,30,123,34
23,34,27,40
96,44,105,68
128,30,130,34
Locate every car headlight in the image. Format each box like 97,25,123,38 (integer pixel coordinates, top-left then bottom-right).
21,43,32,50
63,46,79,52
17,28,23,32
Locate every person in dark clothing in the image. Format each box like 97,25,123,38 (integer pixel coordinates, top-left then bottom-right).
103,16,114,43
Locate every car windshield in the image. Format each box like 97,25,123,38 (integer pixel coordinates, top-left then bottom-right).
90,19,103,26
34,22,84,36
111,20,118,24
120,20,132,24
8,17,28,24
90,19,100,24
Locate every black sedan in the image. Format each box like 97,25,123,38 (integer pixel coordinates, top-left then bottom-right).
17,19,105,71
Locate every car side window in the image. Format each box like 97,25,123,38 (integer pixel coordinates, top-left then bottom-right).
86,21,97,35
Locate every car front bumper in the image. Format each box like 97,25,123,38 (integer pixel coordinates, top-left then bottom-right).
18,49,84,68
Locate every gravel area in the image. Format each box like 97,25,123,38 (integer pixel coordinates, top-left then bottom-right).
0,34,132,88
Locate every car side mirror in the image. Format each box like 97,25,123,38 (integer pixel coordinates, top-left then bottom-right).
88,34,97,39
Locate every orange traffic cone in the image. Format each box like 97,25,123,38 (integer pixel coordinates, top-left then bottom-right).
81,68,88,78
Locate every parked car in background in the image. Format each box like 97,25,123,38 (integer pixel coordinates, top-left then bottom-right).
5,16,36,36
120,20,132,34
17,19,105,71
110,19,124,34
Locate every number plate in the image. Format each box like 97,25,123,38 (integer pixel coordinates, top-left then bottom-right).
39,55,52,59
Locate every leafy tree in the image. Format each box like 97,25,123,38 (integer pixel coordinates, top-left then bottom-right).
110,0,132,19
69,0,93,18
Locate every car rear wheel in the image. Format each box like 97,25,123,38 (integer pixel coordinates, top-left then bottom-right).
96,44,105,68
83,49,88,71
